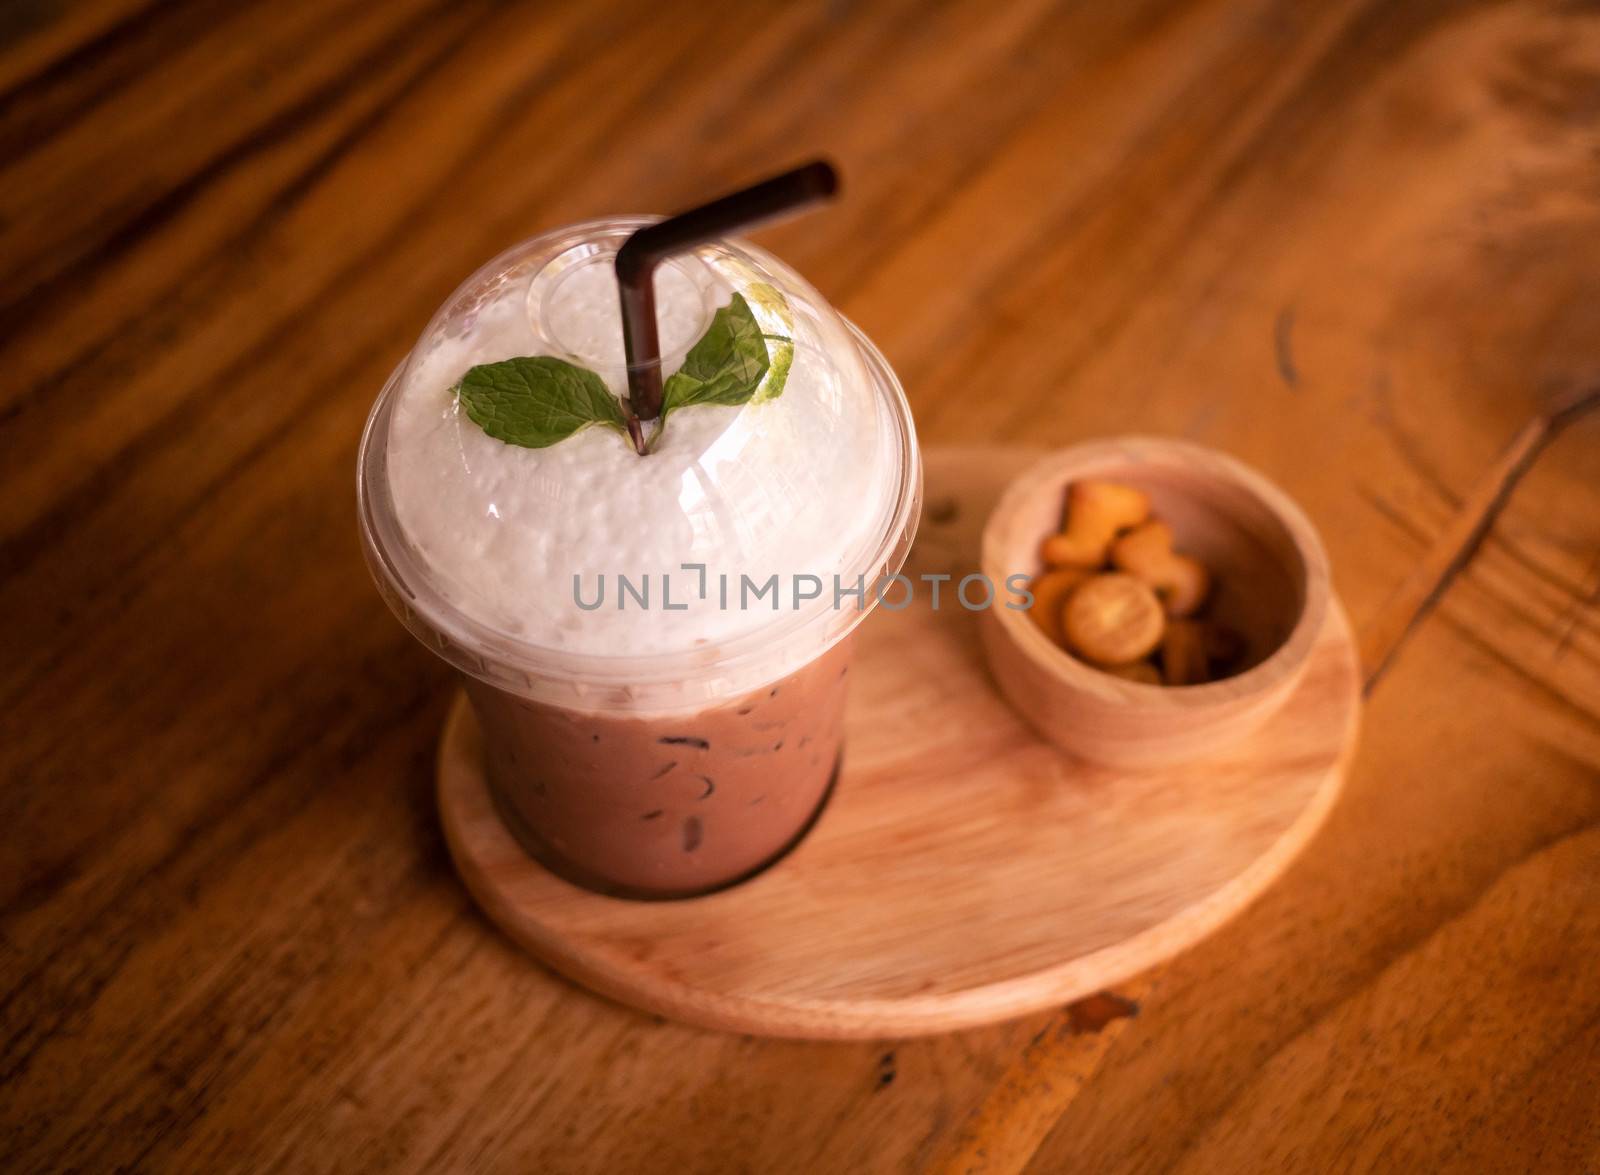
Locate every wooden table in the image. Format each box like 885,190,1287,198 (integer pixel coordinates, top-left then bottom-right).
4,0,1597,1170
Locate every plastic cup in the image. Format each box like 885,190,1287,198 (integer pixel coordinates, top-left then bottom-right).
358,217,920,897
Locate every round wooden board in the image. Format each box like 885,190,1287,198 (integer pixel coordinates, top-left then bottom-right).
438,446,1361,1040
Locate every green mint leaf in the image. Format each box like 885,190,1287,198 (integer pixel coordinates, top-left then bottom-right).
746,282,794,403
747,281,794,330
757,336,793,403
661,292,770,417
456,356,625,449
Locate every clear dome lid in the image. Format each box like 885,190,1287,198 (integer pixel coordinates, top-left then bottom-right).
358,218,921,707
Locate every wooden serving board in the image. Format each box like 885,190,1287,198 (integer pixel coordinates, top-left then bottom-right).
437,447,1361,1039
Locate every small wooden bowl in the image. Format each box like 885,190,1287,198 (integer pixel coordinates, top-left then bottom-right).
979,437,1331,769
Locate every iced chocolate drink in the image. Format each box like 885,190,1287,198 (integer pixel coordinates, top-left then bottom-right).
464,640,851,895
359,205,920,898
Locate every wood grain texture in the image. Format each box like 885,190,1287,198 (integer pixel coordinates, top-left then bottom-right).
438,447,1358,1039
2,0,1597,1170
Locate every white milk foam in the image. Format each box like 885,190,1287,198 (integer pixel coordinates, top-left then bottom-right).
385,256,897,664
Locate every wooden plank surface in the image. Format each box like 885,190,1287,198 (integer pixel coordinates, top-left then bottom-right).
2,0,1596,1170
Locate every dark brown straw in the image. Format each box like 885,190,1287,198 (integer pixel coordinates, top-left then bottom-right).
615,161,839,438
